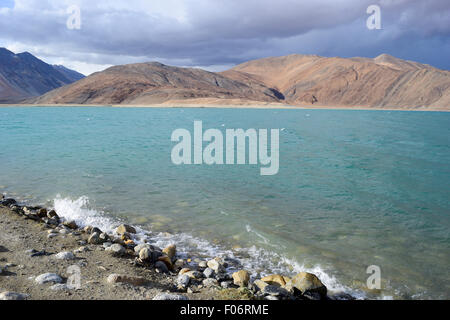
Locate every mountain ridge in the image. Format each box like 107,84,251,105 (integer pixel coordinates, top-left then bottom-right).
30,61,282,105
6,52,450,109
0,48,85,103
223,54,450,108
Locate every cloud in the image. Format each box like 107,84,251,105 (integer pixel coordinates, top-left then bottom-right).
0,0,449,75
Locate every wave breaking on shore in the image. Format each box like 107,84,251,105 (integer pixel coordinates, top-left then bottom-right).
52,194,367,299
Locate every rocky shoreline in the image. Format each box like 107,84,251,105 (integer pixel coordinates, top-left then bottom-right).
0,194,355,301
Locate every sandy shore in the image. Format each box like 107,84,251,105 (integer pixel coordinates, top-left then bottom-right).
0,195,353,301
0,205,219,300
0,101,449,111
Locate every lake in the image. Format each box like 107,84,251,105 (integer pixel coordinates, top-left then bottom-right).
0,106,449,299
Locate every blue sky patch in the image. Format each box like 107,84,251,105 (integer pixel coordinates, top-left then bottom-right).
0,0,14,9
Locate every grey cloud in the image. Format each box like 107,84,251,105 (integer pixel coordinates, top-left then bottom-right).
0,0,449,74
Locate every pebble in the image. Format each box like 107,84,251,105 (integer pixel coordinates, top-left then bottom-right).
29,249,51,257
254,279,268,291
232,270,250,287
177,274,191,288
91,227,102,234
0,291,29,300
202,278,219,287
74,246,88,254
155,261,169,274
83,226,93,234
63,220,78,229
221,281,234,289
207,258,225,273
215,272,231,282
47,218,59,226
35,273,63,284
162,244,176,260
102,242,113,249
116,224,136,235
88,232,103,244
203,268,215,279
106,244,126,256
139,247,152,261
134,243,152,253
185,270,204,280
157,255,173,270
99,232,109,242
54,251,76,260
152,293,188,300
262,285,290,297
1,198,16,206
179,268,191,275
47,210,58,219
139,247,163,263
37,208,47,218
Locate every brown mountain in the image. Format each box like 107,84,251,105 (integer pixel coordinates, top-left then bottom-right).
30,54,450,109
30,62,282,105
223,54,450,109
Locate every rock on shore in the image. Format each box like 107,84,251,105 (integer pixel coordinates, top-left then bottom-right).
0,196,353,301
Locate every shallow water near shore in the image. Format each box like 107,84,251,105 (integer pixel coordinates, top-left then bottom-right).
0,106,449,299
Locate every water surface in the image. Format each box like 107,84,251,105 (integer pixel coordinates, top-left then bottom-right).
0,106,449,299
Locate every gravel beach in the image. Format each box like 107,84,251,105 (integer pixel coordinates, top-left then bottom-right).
0,196,348,301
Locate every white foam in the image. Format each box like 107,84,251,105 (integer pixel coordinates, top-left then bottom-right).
53,195,118,233
52,195,366,299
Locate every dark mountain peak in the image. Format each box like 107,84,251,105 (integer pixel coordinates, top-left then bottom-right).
17,51,33,56
0,47,15,57
0,49,85,103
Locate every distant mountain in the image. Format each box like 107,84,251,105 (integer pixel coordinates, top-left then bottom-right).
223,54,450,109
0,48,84,103
52,65,85,83
30,62,282,105
30,54,449,109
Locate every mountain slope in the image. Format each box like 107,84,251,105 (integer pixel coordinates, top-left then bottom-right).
0,48,85,103
31,62,282,105
29,53,450,109
223,54,450,109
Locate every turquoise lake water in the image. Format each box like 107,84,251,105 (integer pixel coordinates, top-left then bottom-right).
0,107,449,299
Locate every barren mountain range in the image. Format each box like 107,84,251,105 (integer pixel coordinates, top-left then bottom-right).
6,51,450,109
223,54,450,109
0,48,84,103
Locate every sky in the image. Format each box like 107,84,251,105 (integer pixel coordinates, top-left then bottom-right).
0,0,449,75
